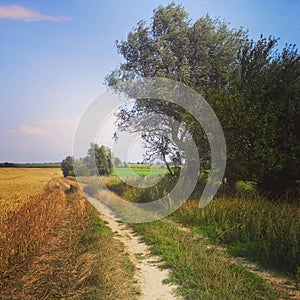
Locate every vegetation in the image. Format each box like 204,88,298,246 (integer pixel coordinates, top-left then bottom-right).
0,168,61,217
0,162,61,168
0,171,137,299
132,220,279,299
111,163,166,178
0,176,67,273
61,155,75,177
172,198,300,276
103,176,300,280
61,143,113,177
106,3,300,199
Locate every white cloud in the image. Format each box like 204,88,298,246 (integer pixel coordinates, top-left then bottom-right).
0,5,72,22
19,125,48,137
4,118,78,139
1,118,78,161
5,125,47,137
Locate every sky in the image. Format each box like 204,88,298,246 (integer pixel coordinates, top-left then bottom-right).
0,0,299,163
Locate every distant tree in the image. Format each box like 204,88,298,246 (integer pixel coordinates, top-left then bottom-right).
61,156,74,177
73,159,89,176
0,162,16,168
83,143,99,175
83,143,113,176
105,146,113,174
96,145,108,175
114,156,122,167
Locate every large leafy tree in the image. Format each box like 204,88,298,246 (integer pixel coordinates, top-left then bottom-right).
106,3,300,198
106,3,247,170
234,39,300,196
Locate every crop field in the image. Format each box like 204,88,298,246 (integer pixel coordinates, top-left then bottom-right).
0,168,61,218
0,168,65,272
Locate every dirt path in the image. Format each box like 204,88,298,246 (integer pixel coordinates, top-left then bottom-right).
85,193,182,300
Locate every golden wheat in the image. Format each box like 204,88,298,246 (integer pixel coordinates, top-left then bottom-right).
0,168,66,272
0,168,61,218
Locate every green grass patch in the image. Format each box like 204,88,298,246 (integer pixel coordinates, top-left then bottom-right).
103,176,300,281
132,220,279,299
171,197,300,277
111,164,166,178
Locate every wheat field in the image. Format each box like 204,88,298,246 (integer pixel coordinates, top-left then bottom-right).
0,168,61,219
0,168,66,270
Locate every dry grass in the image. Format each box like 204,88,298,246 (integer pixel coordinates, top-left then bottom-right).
0,180,138,299
0,168,61,218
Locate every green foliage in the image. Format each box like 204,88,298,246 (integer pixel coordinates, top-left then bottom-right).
106,2,300,199
61,156,74,177
105,175,176,203
113,156,122,167
73,159,89,176
235,181,257,197
0,162,61,168
226,38,300,198
105,175,300,277
83,143,113,176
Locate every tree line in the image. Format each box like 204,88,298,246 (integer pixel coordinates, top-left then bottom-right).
105,3,300,200
61,143,113,177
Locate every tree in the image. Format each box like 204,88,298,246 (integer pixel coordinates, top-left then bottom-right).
106,3,300,198
97,145,112,176
73,159,89,176
61,156,74,177
83,143,113,176
232,38,300,197
106,3,247,174
114,156,122,167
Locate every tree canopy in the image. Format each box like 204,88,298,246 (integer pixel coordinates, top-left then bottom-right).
106,3,300,199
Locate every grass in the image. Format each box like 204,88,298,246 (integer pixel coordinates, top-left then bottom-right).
103,175,176,203
111,164,166,178
132,220,279,299
102,176,300,280
80,175,281,298
0,177,138,299
172,198,300,277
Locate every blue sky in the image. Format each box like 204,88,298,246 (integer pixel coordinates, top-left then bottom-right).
0,0,299,162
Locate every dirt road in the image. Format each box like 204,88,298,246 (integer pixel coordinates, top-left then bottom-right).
85,192,182,300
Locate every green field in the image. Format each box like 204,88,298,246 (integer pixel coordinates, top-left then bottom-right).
111,164,166,178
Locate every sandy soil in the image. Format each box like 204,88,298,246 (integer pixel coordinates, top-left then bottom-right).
85,193,182,300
